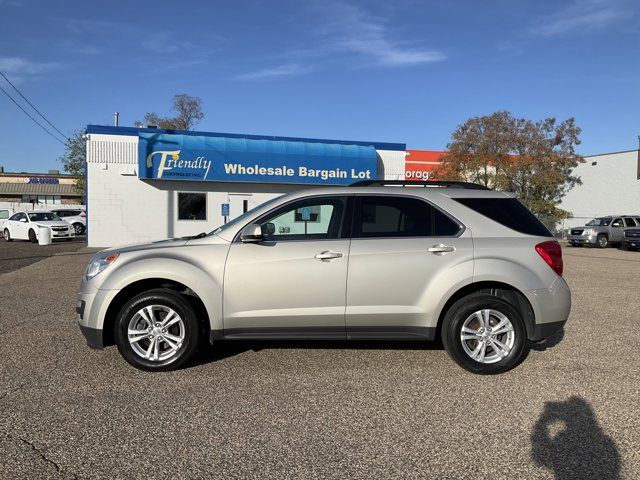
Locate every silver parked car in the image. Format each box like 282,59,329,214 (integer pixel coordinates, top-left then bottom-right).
76,181,571,374
568,216,640,248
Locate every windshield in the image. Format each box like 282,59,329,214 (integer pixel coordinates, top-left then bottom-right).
586,217,611,226
209,195,284,236
28,212,62,222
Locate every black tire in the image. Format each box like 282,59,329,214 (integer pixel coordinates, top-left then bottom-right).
441,294,527,375
3,229,12,242
114,288,200,371
596,234,608,248
72,223,85,235
28,229,37,243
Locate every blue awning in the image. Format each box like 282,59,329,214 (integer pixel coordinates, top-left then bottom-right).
138,132,378,185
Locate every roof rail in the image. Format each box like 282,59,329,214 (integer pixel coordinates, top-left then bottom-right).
350,180,491,190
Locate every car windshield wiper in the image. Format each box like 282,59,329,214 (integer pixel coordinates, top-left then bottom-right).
184,232,207,239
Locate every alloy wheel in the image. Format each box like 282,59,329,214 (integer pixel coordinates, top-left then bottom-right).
127,305,185,362
460,309,515,364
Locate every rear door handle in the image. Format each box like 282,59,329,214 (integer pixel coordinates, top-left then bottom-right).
315,250,343,261
428,244,456,254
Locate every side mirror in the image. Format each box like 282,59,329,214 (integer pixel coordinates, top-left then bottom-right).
20,218,27,223
240,224,264,243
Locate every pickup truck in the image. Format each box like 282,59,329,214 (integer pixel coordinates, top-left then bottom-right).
567,216,640,248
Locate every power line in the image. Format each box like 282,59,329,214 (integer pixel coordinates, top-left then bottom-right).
0,84,66,145
0,70,69,141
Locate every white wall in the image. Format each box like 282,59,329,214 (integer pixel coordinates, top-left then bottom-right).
559,150,640,228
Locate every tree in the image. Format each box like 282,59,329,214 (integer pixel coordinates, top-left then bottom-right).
135,94,204,130
434,111,584,223
58,130,86,198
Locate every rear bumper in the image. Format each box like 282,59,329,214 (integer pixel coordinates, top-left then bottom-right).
527,276,571,341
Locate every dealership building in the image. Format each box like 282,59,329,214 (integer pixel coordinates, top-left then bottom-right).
85,125,419,248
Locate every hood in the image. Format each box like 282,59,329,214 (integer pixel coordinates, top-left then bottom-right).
101,237,190,255
34,221,71,228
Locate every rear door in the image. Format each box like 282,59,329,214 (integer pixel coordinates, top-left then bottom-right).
223,195,351,338
345,194,473,339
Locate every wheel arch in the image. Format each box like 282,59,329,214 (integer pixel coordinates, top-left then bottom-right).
102,278,210,347
435,281,536,341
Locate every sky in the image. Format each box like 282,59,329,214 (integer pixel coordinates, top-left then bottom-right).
0,0,639,173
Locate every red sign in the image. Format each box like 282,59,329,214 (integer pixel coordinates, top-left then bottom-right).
404,150,445,181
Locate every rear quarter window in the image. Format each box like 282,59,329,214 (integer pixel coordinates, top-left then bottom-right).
454,198,552,237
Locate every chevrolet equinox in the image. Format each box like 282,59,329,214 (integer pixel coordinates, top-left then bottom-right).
76,181,571,374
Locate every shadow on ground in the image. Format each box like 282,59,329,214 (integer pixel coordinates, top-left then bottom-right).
531,396,621,480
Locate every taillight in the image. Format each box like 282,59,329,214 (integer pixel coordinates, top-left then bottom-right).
535,241,563,277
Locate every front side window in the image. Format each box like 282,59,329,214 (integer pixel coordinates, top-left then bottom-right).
624,218,636,227
353,196,460,238
259,197,348,241
178,193,206,221
9,213,22,221
612,218,623,228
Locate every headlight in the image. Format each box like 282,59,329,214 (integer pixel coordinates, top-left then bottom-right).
584,228,595,236
84,253,119,280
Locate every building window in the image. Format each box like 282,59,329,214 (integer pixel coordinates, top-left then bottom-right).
22,195,61,205
178,192,206,220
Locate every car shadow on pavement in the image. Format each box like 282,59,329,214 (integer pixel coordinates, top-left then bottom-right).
188,339,444,368
531,396,621,480
528,327,565,351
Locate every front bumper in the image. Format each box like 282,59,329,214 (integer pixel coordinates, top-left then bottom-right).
76,287,119,350
622,239,640,249
567,234,596,246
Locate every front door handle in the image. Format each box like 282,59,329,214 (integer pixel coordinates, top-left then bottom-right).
315,250,343,261
428,244,456,254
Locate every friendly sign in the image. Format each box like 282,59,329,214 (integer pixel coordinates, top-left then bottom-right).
138,133,378,185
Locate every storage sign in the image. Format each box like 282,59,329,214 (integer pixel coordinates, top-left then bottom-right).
138,133,377,185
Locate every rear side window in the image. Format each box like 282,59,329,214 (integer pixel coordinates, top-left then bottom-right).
455,198,552,237
353,196,461,238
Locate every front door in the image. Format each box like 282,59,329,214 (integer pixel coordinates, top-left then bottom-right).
346,195,474,340
610,218,624,242
223,195,351,339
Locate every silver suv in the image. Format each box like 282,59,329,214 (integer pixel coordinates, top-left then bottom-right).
568,216,640,248
76,181,571,374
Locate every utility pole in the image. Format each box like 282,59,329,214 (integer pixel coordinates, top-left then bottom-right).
114,112,120,127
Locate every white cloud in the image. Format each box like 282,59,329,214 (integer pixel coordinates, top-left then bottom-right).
0,57,60,76
235,63,312,81
529,0,636,36
141,32,196,53
311,1,446,67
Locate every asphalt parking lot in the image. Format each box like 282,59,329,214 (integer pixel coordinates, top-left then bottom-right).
1,244,639,479
0,236,87,275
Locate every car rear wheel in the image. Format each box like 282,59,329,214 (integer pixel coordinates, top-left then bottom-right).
596,234,608,248
114,288,200,371
3,229,12,242
72,223,84,235
28,229,37,243
442,294,526,374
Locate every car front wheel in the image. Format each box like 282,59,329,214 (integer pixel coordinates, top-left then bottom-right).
596,234,608,248
72,223,84,235
114,288,200,371
442,294,526,374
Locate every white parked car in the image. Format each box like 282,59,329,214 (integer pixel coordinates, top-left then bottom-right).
49,208,86,235
3,211,75,242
